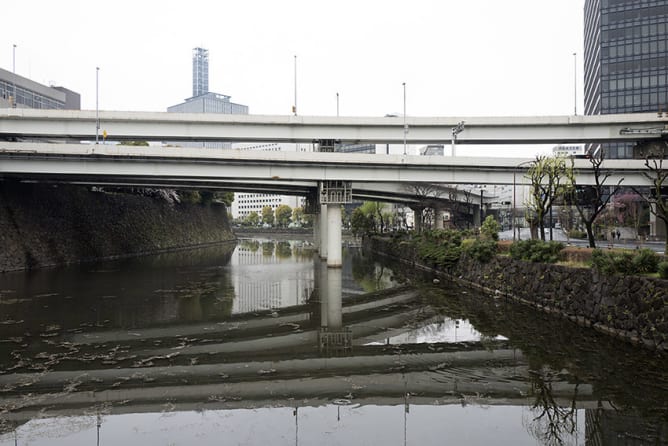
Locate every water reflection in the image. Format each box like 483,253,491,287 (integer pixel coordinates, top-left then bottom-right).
0,241,666,445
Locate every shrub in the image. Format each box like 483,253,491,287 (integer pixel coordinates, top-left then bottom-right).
462,238,497,263
415,230,462,268
591,248,658,275
480,215,501,241
631,248,660,274
658,261,668,279
509,239,564,263
568,229,587,239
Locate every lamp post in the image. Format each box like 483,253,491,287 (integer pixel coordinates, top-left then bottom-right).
336,92,339,117
573,52,577,115
293,55,298,116
95,67,100,144
451,121,465,156
11,44,16,108
402,82,407,155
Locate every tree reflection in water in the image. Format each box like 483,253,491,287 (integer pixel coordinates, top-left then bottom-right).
525,367,579,446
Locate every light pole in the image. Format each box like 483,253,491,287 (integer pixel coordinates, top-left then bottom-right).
402,82,407,155
451,121,465,156
293,55,298,116
95,67,100,144
336,92,339,117
573,52,577,115
11,44,16,108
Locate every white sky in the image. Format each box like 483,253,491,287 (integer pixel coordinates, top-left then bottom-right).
3,0,586,156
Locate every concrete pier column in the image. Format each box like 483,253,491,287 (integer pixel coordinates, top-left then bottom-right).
326,204,342,268
320,204,328,259
435,210,444,229
316,258,328,327
325,267,342,329
314,213,321,252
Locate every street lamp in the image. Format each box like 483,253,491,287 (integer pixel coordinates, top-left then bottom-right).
293,55,298,116
573,52,577,116
336,92,339,117
95,67,100,144
402,82,407,155
11,44,16,108
512,160,534,241
451,121,465,156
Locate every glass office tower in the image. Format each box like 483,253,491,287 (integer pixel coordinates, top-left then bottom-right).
584,0,668,158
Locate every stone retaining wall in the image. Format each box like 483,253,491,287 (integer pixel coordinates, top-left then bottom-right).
0,182,235,272
369,236,668,351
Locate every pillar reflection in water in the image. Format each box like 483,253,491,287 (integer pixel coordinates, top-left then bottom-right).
316,260,351,354
319,204,328,259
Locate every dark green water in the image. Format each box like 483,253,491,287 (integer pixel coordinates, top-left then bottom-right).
0,239,665,445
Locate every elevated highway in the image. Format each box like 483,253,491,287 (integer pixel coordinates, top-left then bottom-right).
0,142,653,188
1,108,666,144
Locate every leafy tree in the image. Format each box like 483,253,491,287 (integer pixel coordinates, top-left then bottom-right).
216,191,235,206
526,155,568,241
261,206,274,226
275,204,292,227
244,211,260,227
292,206,304,225
351,207,375,237
564,151,623,247
359,201,389,233
119,140,149,146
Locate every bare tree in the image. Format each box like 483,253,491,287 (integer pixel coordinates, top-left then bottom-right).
403,182,445,232
632,141,668,252
564,151,623,248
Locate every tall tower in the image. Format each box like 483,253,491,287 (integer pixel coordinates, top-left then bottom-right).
192,47,209,98
583,0,668,158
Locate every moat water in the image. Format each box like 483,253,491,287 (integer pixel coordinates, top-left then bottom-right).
0,238,666,445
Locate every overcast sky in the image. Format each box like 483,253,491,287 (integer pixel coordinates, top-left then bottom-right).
3,0,585,155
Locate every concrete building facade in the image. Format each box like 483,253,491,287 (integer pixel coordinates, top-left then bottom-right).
0,67,80,110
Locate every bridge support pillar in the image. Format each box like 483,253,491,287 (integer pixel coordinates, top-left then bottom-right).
314,213,321,253
325,267,342,328
319,180,351,268
319,204,328,259
435,210,445,229
326,204,342,268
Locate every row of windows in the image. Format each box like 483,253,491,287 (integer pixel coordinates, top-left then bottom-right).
601,89,668,108
603,5,668,25
602,39,667,58
0,81,64,109
603,74,668,90
601,57,668,75
602,20,668,39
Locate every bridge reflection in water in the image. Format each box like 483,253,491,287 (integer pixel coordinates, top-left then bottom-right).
0,241,665,445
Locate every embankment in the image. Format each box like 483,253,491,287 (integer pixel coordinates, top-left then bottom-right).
0,182,234,272
369,236,668,352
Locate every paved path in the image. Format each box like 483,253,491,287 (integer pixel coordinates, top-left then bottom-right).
499,228,665,254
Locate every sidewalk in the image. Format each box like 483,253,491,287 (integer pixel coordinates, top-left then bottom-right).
499,228,665,254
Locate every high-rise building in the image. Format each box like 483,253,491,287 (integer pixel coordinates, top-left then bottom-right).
584,0,668,158
192,47,209,98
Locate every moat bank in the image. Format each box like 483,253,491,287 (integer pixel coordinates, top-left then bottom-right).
0,182,234,272
368,236,668,352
